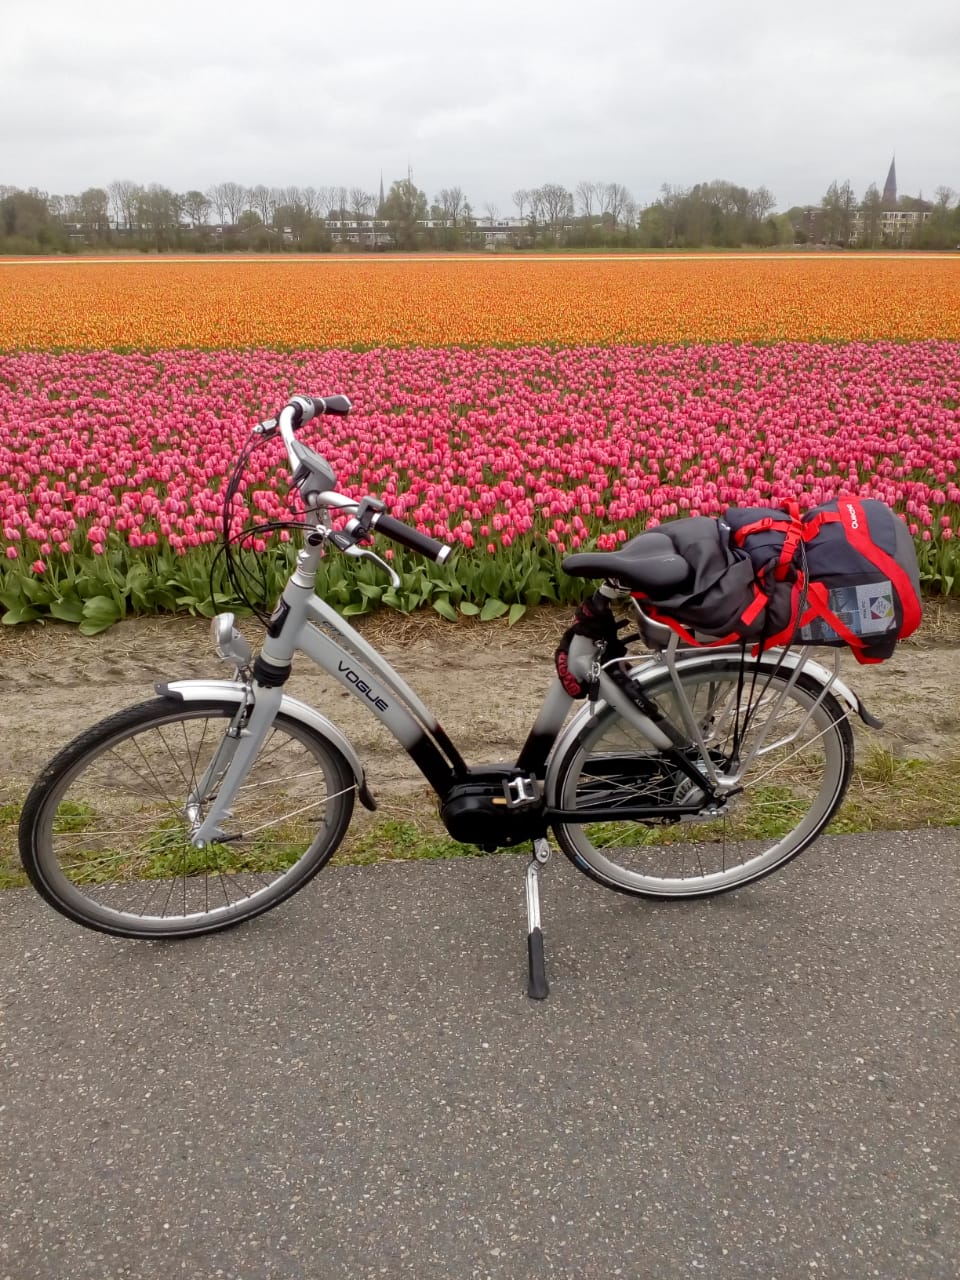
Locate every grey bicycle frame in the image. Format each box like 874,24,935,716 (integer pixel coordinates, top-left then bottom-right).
189,545,859,848
188,532,582,844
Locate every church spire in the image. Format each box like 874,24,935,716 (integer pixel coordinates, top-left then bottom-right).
378,171,385,215
882,155,897,206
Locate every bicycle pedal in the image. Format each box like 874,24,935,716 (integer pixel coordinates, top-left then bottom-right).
503,774,539,809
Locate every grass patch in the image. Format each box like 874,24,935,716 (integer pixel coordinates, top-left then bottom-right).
137,817,310,881
0,802,25,889
2,751,959,891
828,747,960,833
333,817,481,866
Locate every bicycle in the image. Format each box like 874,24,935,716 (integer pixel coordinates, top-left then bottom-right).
18,394,881,999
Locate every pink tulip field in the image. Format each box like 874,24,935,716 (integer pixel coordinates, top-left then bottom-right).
1,337,958,630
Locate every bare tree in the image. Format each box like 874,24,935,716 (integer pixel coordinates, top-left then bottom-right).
836,179,857,245
220,181,247,225
275,186,301,212
512,188,530,220
615,187,634,222
575,180,596,217
301,186,322,218
537,183,573,229
349,187,373,219
483,201,499,225
601,182,631,226
437,186,466,222
657,183,684,246
749,185,776,221
108,179,139,231
248,185,273,225
272,188,311,239
349,188,373,243
206,183,229,227
934,185,956,210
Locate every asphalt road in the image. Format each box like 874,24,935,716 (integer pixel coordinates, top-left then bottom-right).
2,830,958,1280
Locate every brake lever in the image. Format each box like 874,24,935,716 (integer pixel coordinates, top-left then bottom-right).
342,544,402,590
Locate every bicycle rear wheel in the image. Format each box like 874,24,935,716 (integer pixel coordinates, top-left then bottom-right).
18,697,355,938
551,661,853,898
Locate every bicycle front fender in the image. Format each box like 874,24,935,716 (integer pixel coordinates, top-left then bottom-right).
157,679,377,811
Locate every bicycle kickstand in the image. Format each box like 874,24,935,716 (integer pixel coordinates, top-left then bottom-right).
525,837,552,1000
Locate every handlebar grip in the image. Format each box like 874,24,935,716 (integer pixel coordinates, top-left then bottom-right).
373,513,453,564
287,395,353,430
309,394,352,418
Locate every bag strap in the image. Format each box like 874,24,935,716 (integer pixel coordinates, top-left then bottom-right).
740,574,816,654
825,496,923,638
639,581,769,649
801,508,840,539
731,504,803,582
730,513,790,546
772,502,804,581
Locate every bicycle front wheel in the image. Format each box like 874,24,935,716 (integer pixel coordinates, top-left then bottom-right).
551,661,853,898
18,697,356,938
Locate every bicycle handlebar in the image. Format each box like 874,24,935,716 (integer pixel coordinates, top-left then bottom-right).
275,396,454,566
371,512,452,564
288,394,352,429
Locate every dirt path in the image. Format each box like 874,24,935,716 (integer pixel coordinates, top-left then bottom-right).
2,604,959,824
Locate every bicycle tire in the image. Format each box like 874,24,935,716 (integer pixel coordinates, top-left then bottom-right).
551,661,854,899
18,696,356,938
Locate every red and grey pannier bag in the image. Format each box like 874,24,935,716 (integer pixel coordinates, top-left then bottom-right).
723,496,923,664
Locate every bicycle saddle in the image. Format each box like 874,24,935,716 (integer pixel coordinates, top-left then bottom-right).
562,531,691,595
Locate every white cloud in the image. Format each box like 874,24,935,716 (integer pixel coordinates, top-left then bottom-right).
2,0,957,211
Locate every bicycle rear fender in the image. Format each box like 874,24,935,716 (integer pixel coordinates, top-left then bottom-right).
543,648,868,804
641,649,865,719
156,679,377,811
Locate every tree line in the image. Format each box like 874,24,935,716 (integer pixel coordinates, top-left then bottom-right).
2,174,957,255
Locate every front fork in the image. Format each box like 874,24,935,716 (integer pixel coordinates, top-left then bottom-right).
188,684,283,846
189,539,325,846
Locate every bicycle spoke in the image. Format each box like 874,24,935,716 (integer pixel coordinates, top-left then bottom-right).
30,704,354,934
557,662,851,897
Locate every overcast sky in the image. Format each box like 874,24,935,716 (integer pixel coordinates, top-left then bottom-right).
4,0,958,214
